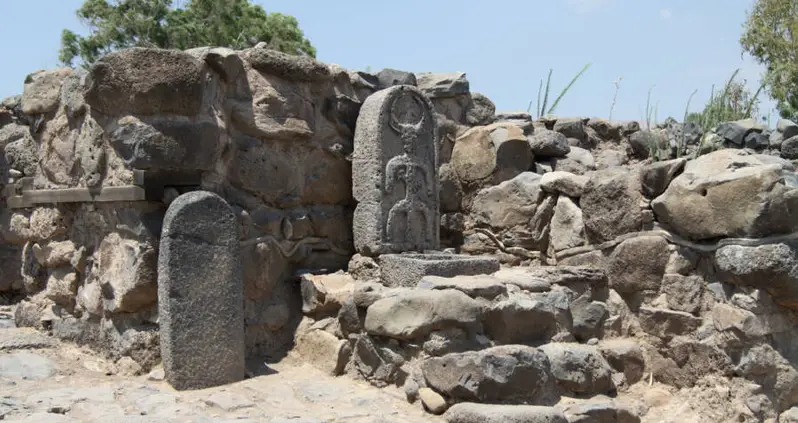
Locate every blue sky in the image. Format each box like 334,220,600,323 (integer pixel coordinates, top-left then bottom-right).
0,0,775,122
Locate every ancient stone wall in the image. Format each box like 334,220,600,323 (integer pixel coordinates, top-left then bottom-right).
0,46,375,365
0,47,502,368
4,45,798,421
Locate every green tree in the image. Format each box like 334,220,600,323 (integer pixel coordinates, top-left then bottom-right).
59,0,316,68
740,0,798,118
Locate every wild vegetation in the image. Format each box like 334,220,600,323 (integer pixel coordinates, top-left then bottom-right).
528,64,592,119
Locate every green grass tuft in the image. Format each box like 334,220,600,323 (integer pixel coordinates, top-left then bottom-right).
532,64,591,118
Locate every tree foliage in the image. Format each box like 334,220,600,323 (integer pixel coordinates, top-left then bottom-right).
59,0,316,67
740,0,798,118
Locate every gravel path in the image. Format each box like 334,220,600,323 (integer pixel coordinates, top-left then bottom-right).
0,317,441,423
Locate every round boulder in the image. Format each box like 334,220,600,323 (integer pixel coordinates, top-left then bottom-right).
452,122,533,185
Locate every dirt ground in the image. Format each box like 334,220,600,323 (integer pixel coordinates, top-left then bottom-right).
0,305,769,423
0,311,441,422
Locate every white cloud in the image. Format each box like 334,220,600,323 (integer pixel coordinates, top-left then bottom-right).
659,8,673,20
567,0,607,15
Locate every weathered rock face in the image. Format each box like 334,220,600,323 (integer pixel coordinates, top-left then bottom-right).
376,68,416,89
299,273,354,317
416,72,470,99
22,69,75,116
652,149,798,240
580,167,643,244
716,118,763,146
110,117,221,172
3,124,38,178
0,245,24,292
539,343,615,396
466,93,496,126
607,236,669,298
570,297,608,341
440,163,464,213
598,339,645,386
553,147,595,175
628,130,663,159
660,274,704,314
737,344,798,411
549,195,586,252
638,307,701,339
415,72,471,125
421,345,557,405
471,172,541,229
364,289,483,340
656,339,734,389
522,266,608,289
483,295,557,344
96,233,157,314
294,328,350,376
540,171,588,198
639,158,686,199
529,128,570,158
85,48,207,117
560,399,640,423
715,242,798,309
418,274,507,299
451,122,533,185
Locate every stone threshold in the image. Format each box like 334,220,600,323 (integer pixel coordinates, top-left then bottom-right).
2,170,203,208
6,186,146,208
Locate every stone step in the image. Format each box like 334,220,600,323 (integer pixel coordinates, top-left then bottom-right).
379,253,500,288
443,403,568,423
557,396,641,423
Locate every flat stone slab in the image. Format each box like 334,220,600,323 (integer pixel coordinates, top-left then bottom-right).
299,273,355,316
492,268,552,292
0,351,56,380
158,191,244,390
380,253,500,288
444,403,568,423
0,308,14,329
364,289,483,339
204,391,256,412
417,275,507,299
25,386,116,411
0,328,56,351
7,186,145,208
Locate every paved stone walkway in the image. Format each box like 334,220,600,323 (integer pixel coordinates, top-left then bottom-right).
0,310,440,423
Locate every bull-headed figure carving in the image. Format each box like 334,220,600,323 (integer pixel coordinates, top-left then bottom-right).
384,92,434,250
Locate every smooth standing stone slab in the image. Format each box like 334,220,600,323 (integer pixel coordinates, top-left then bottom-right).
158,191,244,390
352,85,439,256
